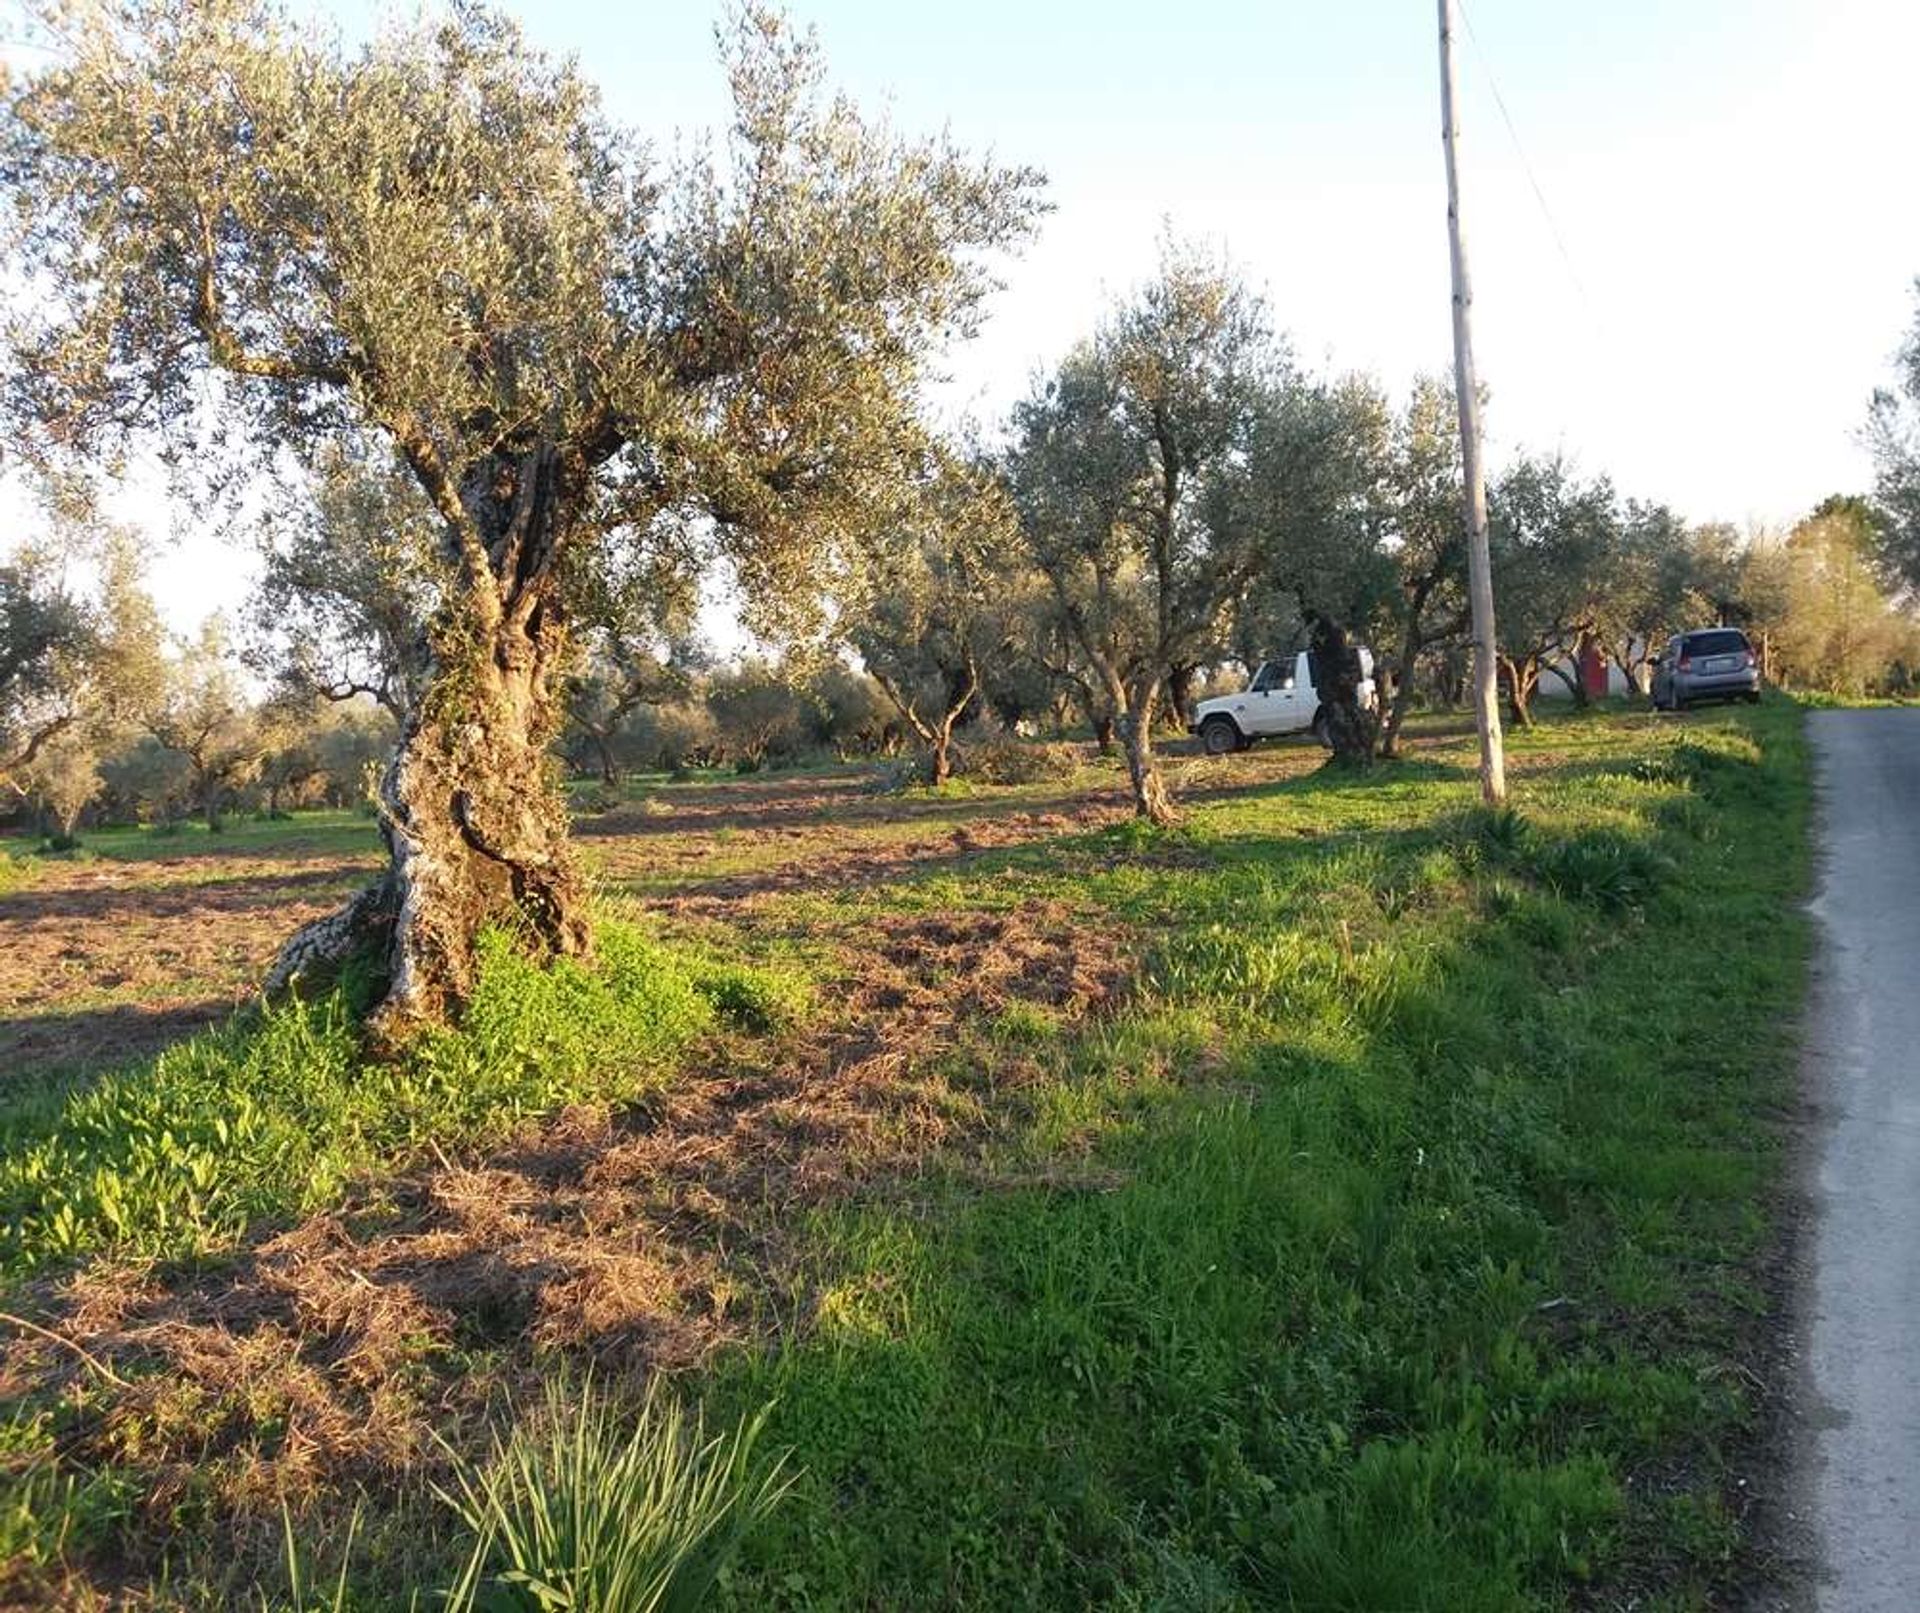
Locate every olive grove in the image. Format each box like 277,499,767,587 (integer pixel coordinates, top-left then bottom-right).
1,0,1043,1027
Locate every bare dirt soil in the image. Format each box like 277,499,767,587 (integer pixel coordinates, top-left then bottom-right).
0,851,378,1075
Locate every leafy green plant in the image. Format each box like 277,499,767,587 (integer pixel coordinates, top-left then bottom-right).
1525,828,1673,911
438,1380,794,1613
0,851,28,894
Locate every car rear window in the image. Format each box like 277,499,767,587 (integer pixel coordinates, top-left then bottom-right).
1684,630,1749,656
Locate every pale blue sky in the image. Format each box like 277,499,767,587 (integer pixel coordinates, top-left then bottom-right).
7,0,1920,631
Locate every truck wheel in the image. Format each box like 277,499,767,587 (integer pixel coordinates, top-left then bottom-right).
1311,712,1333,750
1199,716,1241,756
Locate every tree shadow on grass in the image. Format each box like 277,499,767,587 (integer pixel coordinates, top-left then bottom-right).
0,999,236,1092
0,862,371,926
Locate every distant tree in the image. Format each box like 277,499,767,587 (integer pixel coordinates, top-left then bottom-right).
250,443,444,720
1,550,93,794
1488,457,1619,727
997,579,1118,750
1230,372,1397,763
805,662,895,756
1009,244,1273,821
563,524,707,787
146,622,270,831
18,723,105,841
1766,502,1919,695
99,733,191,826
2,0,1042,1025
1591,500,1696,695
2,521,163,803
1375,376,1469,756
706,661,812,769
1869,284,1920,593
850,459,1019,785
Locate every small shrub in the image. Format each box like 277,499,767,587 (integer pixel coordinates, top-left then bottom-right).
1525,829,1673,912
691,959,811,1032
438,1378,795,1613
1475,805,1531,855
963,738,1082,785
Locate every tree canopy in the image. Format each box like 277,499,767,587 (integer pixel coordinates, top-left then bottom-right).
2,0,1043,1024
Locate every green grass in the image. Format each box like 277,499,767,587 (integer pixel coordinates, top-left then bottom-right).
0,705,1811,1609
24,810,382,867
0,922,809,1278
688,704,1809,1610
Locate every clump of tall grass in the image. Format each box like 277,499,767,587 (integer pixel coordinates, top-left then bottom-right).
261,1382,792,1612
438,1379,795,1613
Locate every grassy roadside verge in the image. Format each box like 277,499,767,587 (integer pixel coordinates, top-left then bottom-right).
0,704,1810,1609
701,702,1811,1609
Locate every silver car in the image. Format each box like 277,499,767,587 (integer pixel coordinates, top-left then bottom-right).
1650,628,1762,711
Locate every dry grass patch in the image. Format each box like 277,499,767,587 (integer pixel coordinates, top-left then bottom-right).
0,894,1132,1591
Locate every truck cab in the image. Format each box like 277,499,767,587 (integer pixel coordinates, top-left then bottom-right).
1188,647,1376,755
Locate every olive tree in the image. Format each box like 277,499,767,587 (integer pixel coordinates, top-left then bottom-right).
2,0,1041,1026
1590,500,1700,695
1008,246,1271,822
1375,376,1469,755
0,552,93,794
2,522,164,800
146,621,271,831
848,459,1018,785
1487,457,1619,727
249,443,445,720
1229,372,1397,764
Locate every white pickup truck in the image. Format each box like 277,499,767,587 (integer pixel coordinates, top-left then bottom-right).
1189,648,1377,754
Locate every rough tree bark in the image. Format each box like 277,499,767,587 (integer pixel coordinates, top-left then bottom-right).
1379,584,1465,760
1164,663,1198,732
1501,654,1539,729
268,446,592,1032
1308,613,1379,767
1118,675,1174,825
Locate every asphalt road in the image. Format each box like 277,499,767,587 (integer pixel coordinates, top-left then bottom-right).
1803,709,1920,1611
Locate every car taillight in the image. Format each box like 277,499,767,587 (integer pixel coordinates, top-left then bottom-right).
1678,655,1692,672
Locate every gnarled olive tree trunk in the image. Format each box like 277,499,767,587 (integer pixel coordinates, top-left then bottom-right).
1308,613,1379,767
1118,674,1174,825
269,447,591,1031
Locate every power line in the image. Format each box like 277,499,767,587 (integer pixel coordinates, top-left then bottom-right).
1454,0,1606,339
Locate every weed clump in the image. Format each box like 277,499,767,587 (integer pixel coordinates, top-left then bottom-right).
964,739,1083,786
437,1379,794,1613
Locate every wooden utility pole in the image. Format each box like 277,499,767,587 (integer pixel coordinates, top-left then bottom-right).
1437,0,1507,806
